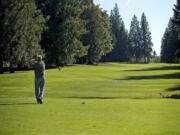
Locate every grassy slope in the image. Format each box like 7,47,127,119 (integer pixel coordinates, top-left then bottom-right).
0,63,180,135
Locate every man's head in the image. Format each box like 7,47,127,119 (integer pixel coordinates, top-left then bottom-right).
37,55,42,62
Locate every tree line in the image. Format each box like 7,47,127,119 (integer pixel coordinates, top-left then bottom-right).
102,4,153,63
161,0,180,63
0,0,154,73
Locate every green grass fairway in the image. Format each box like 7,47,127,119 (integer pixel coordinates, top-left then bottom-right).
0,63,180,135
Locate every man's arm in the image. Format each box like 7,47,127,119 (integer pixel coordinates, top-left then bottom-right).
29,59,37,68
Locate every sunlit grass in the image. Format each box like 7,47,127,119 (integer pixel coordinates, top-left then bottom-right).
0,63,180,135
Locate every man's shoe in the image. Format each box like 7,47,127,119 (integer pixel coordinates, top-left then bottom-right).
39,98,43,104
37,98,40,104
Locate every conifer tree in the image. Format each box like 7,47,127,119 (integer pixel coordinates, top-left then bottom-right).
161,19,178,63
35,0,50,18
43,0,88,65
35,0,51,52
128,15,142,62
0,1,7,71
103,3,128,62
0,0,45,70
172,0,180,28
81,4,113,64
81,0,93,5
140,13,153,63
172,0,180,58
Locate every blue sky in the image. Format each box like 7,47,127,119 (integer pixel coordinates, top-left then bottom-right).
94,0,176,55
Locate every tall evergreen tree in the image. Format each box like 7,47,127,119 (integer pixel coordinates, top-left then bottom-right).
44,0,88,65
103,3,128,62
0,1,7,71
35,0,51,52
140,13,153,63
128,15,142,62
161,19,178,63
81,0,93,5
35,0,50,18
0,0,45,70
172,0,180,28
81,4,113,64
172,0,180,58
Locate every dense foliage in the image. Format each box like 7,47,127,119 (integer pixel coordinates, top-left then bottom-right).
161,20,178,63
0,0,157,73
0,0,45,71
140,13,153,63
172,0,180,58
128,14,153,63
161,0,180,62
81,4,113,64
102,4,128,62
128,15,142,62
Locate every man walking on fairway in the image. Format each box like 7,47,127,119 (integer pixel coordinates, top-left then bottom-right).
31,55,45,104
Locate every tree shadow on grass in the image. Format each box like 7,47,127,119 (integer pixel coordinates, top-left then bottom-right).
0,103,36,106
116,72,180,80
66,97,121,99
126,66,180,72
165,94,180,99
166,86,180,91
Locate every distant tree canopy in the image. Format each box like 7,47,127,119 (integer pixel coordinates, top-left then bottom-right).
0,0,45,70
81,4,113,64
0,0,159,73
128,13,153,63
102,3,128,62
161,0,180,63
36,0,113,65
140,13,153,62
128,15,142,62
172,0,180,29
172,0,180,58
161,19,177,63
45,0,88,65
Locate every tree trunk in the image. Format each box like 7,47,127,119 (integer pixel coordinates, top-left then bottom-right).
0,59,3,74
9,63,15,73
135,57,138,63
144,56,146,63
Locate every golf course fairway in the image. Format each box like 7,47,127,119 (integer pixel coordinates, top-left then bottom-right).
0,63,180,135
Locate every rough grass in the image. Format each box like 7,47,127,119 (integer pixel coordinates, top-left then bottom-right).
0,63,180,135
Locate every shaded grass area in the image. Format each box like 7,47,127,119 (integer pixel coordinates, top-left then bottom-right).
126,65,180,71
0,103,36,106
117,72,180,80
166,85,180,91
0,63,180,135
